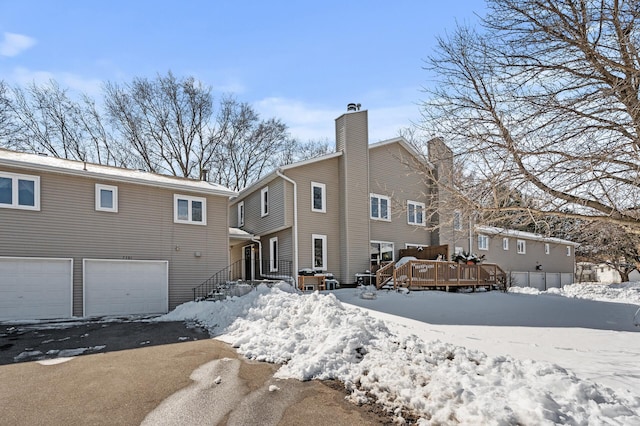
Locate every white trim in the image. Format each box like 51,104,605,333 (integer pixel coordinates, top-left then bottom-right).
407,200,425,226
312,234,327,271
475,225,579,247
453,210,462,231
269,237,278,272
478,234,489,251
405,243,429,249
173,194,207,225
517,239,526,254
261,186,269,217
566,246,571,256
370,240,395,265
311,181,326,213
370,193,391,221
0,171,40,211
95,183,118,212
545,243,550,255
237,201,245,227
502,237,509,251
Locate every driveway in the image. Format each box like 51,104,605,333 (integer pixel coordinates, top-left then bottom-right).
0,319,390,425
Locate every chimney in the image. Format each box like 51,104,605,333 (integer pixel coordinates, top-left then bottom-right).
200,169,209,181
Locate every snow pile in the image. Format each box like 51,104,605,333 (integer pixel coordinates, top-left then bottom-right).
161,286,640,424
510,282,640,305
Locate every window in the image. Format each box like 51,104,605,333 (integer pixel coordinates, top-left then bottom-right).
502,238,509,251
261,187,269,217
174,194,206,225
544,243,550,255
566,246,571,256
312,234,327,271
95,184,118,212
370,193,390,221
517,239,526,254
371,241,394,268
407,200,425,226
237,201,245,227
453,210,462,230
454,246,464,255
270,237,278,272
478,234,489,251
311,182,326,213
0,171,40,211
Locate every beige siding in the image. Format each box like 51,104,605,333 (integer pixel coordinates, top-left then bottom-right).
234,177,287,236
285,157,341,277
369,142,432,261
0,166,229,314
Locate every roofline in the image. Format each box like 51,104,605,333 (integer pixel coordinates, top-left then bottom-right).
0,153,237,198
369,136,433,169
279,151,343,171
475,225,580,246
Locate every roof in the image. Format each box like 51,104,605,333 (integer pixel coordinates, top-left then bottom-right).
476,226,580,247
229,227,256,239
0,149,237,197
369,136,433,169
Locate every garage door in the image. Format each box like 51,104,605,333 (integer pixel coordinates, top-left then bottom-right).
0,257,73,321
83,259,168,317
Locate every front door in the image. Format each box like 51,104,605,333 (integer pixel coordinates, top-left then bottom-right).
244,245,254,281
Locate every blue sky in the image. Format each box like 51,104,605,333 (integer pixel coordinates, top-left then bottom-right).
0,1,486,143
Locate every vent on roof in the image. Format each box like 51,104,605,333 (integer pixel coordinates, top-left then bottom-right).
36,152,48,156
347,103,361,112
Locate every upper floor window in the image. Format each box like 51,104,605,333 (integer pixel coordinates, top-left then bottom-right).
174,194,206,225
95,184,118,213
566,246,571,256
370,193,390,221
0,171,40,211
261,187,269,217
478,234,489,251
407,200,425,226
270,237,278,272
517,239,526,254
502,238,509,251
544,243,550,255
453,210,462,230
237,201,245,227
311,181,326,213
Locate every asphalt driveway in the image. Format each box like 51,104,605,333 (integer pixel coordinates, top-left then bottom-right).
0,317,208,365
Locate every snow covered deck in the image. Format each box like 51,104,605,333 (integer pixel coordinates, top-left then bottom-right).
376,260,507,291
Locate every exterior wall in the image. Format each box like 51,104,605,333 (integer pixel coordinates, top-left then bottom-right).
234,177,288,235
260,228,293,275
368,142,432,261
0,165,229,314
477,231,576,274
428,138,459,253
284,157,342,278
336,110,371,283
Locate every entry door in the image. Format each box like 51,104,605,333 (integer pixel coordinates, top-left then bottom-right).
244,245,254,280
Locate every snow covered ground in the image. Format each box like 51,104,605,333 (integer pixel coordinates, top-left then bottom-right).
158,282,640,424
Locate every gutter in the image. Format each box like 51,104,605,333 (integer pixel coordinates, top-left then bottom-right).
276,170,298,285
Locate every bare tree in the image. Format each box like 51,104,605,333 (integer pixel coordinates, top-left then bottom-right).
421,0,640,233
0,81,14,145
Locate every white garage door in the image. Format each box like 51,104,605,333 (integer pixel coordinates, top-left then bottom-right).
83,259,168,317
0,257,73,321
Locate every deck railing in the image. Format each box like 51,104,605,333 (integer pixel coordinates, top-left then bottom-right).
376,260,506,291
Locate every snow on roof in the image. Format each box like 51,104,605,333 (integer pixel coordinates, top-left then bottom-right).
0,149,236,197
476,225,580,246
229,227,255,239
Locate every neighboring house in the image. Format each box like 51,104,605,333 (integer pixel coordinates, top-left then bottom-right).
0,149,236,321
576,262,639,283
229,106,438,286
465,226,579,289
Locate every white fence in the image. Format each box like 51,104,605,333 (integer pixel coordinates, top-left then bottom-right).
509,271,574,290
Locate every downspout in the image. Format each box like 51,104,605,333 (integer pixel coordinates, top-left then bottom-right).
469,216,473,253
276,170,298,285
251,236,263,278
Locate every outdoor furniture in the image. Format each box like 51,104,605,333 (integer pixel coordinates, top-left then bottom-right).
298,275,326,291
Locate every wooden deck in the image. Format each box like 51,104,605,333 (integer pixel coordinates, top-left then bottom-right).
375,260,507,291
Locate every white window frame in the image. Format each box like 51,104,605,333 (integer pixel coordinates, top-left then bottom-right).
517,239,526,254
261,187,269,217
173,194,207,225
269,237,278,272
407,200,425,226
544,243,550,255
312,234,327,271
502,237,509,251
370,193,391,221
405,243,428,249
453,210,462,231
0,171,40,211
237,201,245,227
478,234,489,251
95,184,118,213
311,181,326,213
566,246,571,256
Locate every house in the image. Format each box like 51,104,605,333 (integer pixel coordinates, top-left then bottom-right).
0,149,236,321
229,105,439,287
464,226,578,289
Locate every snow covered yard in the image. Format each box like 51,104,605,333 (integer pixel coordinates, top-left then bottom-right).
158,283,640,424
